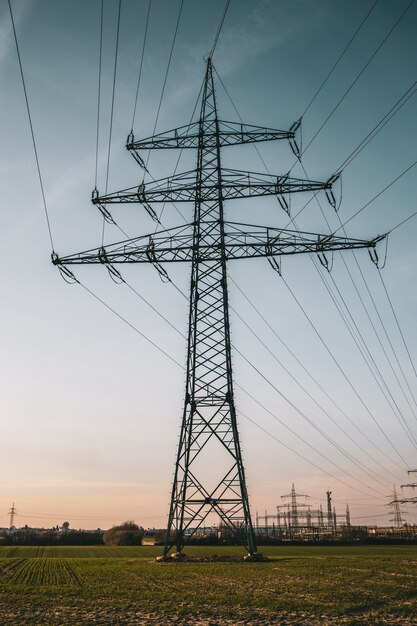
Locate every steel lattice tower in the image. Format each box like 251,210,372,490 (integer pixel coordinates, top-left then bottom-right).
53,58,385,557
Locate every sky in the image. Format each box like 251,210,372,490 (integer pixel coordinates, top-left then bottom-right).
1,0,417,530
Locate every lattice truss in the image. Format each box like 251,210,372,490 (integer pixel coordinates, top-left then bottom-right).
53,59,384,556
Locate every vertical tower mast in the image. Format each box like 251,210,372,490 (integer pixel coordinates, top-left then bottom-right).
164,58,256,556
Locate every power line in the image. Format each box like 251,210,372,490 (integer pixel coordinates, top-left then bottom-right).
94,0,104,190
294,162,417,445
235,349,390,495
60,267,393,499
236,390,384,499
78,278,183,369
239,410,383,499
102,203,408,483
333,159,417,235
281,275,409,468
209,0,231,59
333,219,417,419
300,0,415,158
387,207,417,234
231,304,391,488
297,179,417,449
335,78,417,174
102,0,122,247
230,277,401,481
8,0,54,252
214,66,409,472
100,0,123,246
143,0,184,177
378,269,417,381
130,0,152,132
301,0,380,117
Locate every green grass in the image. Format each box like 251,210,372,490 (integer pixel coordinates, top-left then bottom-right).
0,545,416,624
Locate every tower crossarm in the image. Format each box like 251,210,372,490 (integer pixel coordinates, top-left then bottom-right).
93,168,333,206
127,119,298,153
52,222,385,267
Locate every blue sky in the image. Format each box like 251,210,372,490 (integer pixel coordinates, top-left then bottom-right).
1,0,417,529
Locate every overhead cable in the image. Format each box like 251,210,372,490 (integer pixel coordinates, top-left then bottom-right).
378,269,417,382
102,0,122,246
302,0,380,117
232,310,391,488
239,409,383,499
231,277,401,480
300,0,416,158
333,159,417,235
94,0,104,189
131,0,152,132
8,0,54,252
143,0,184,176
209,0,231,59
281,275,409,468
214,66,409,474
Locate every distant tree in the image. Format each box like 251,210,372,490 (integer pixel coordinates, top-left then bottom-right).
103,521,144,546
62,522,70,532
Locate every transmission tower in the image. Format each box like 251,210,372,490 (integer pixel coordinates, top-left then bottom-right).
389,486,405,528
399,470,417,505
53,58,385,557
279,483,310,528
8,502,16,529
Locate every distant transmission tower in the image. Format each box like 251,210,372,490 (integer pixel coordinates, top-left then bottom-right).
280,483,310,528
400,469,417,505
390,486,405,528
53,58,385,557
8,502,16,529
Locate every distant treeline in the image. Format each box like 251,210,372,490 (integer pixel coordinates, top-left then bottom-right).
0,530,104,546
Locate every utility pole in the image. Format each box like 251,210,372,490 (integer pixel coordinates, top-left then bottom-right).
53,58,385,557
8,502,16,529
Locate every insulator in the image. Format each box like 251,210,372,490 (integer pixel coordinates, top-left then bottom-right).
96,203,116,225
368,236,388,269
127,130,134,145
289,118,302,158
317,249,333,272
267,256,282,276
325,173,340,211
277,194,290,215
106,264,124,284
144,202,160,224
368,247,379,267
57,265,78,285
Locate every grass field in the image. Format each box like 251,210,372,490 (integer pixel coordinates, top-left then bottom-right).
0,544,416,624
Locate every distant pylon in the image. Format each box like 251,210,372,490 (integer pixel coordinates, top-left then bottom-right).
280,483,310,528
390,486,405,528
8,502,16,529
400,469,417,505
